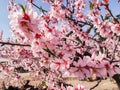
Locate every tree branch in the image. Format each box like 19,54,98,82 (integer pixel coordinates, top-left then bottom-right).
0,41,30,47
65,15,93,28
31,2,47,14
86,25,93,33
105,4,119,23
90,80,101,90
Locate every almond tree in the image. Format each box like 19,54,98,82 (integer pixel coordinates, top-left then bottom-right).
0,0,120,89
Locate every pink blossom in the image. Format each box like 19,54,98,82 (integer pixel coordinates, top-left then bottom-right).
70,57,90,79
3,0,120,89
8,3,40,42
111,23,120,35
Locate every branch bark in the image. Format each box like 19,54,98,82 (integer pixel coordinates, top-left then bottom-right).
104,4,119,23
86,25,93,33
90,80,101,90
0,41,30,47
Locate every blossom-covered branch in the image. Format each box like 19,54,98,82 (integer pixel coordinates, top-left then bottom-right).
0,0,120,89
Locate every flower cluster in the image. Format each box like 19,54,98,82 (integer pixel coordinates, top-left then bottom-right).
0,0,120,89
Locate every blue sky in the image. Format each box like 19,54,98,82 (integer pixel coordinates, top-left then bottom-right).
0,0,120,40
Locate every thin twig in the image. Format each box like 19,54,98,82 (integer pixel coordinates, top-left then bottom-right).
0,41,30,47
31,2,47,14
111,44,118,61
104,4,119,23
90,80,101,90
66,0,69,7
86,25,93,33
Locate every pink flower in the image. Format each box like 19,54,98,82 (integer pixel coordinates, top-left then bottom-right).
50,58,62,71
103,0,109,3
9,3,40,42
67,86,74,90
74,84,88,90
49,4,66,20
111,23,120,35
70,57,90,79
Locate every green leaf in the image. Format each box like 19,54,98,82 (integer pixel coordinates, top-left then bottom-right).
95,32,106,42
19,4,26,13
39,6,47,14
42,81,47,87
98,36,106,41
43,47,56,57
104,15,110,20
116,14,120,19
89,2,94,9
